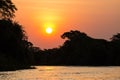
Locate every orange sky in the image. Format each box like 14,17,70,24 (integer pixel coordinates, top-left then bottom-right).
13,0,120,49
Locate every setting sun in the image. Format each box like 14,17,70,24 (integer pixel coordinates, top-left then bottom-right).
13,0,120,49
46,27,53,34
44,23,55,34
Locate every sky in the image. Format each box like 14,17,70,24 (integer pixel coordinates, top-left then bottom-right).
13,0,120,49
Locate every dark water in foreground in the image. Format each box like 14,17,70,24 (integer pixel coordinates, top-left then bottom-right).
0,66,120,80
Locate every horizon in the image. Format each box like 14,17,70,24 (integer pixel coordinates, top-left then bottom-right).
13,0,120,49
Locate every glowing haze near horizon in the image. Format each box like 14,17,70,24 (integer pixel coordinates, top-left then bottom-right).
13,0,120,49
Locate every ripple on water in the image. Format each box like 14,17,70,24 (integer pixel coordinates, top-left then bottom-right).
0,66,120,80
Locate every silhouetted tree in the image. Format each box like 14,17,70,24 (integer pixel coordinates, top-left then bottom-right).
61,30,87,40
110,33,120,65
111,33,120,41
0,19,35,70
0,0,17,19
29,30,120,66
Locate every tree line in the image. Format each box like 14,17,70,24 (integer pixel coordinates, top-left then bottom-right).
0,0,120,70
36,30,120,66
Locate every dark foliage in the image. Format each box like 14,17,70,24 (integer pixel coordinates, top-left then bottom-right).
35,30,120,66
0,0,17,19
0,19,35,70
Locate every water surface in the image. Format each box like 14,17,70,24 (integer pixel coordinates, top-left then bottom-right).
0,66,120,80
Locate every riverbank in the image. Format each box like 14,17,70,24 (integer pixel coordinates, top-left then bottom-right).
0,65,35,71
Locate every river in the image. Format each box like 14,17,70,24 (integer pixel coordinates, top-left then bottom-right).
0,66,120,80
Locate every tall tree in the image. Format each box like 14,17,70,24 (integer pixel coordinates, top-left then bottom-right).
0,19,34,66
0,0,17,19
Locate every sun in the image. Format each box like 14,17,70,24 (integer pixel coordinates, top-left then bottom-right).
44,23,55,34
46,27,53,34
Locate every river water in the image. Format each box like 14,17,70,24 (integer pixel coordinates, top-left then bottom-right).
0,66,120,80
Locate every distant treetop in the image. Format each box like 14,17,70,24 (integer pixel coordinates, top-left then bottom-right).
111,33,120,41
0,0,17,19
